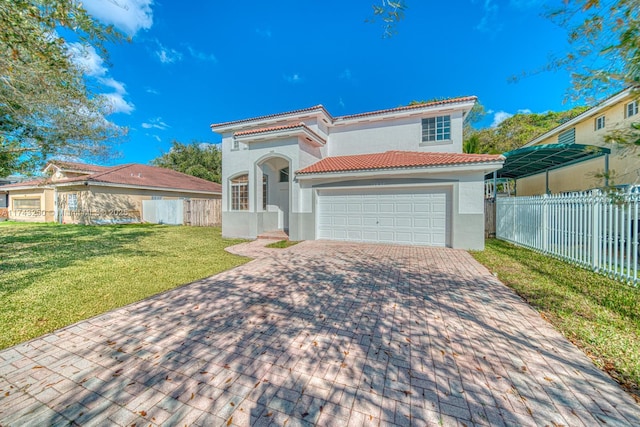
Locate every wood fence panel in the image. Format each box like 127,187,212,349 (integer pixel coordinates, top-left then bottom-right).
485,199,496,238
184,199,222,227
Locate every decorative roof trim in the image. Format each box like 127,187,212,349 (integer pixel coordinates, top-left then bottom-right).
233,123,326,146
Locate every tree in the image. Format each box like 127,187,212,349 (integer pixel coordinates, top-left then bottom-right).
367,1,407,38
152,141,222,183
0,0,126,176
546,0,640,98
465,106,589,154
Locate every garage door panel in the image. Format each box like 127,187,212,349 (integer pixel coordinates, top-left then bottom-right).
317,188,449,247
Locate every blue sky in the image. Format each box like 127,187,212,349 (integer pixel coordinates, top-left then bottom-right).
74,0,578,165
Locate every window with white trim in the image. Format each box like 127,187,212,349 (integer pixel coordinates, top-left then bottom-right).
231,174,249,210
626,100,638,118
231,138,239,151
422,115,451,142
68,194,78,211
595,115,606,130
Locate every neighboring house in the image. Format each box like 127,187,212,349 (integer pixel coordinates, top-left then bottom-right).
514,88,640,195
211,97,504,249
0,161,222,224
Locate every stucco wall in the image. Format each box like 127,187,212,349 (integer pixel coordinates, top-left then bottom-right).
8,188,51,222
328,112,465,156
519,96,640,195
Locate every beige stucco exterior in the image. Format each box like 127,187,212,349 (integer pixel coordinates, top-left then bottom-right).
516,90,640,195
7,185,220,224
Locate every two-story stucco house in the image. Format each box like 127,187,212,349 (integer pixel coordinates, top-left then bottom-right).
515,88,640,195
211,97,504,250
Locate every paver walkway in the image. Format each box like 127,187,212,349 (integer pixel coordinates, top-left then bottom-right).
1,241,639,426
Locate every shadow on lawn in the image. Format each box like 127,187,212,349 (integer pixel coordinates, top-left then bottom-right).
0,224,151,295
1,242,638,426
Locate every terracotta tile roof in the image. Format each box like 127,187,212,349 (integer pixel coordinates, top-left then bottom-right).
335,96,477,121
48,160,110,173
0,164,221,194
234,122,326,144
211,105,330,129
0,178,51,189
63,164,222,193
297,151,504,175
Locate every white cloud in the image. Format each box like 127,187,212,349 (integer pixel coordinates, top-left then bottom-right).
67,43,107,76
339,68,353,80
475,0,501,33
517,108,533,114
187,46,217,62
338,97,345,108
509,0,545,8
256,28,272,38
102,92,135,114
283,73,303,84
145,87,159,95
141,117,169,130
68,42,134,115
491,111,513,127
82,0,153,37
146,133,162,142
155,41,183,64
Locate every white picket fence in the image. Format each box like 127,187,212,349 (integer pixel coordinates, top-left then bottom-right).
496,190,640,286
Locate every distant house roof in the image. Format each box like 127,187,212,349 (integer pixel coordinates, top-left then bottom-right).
0,162,221,194
45,160,110,174
297,151,504,175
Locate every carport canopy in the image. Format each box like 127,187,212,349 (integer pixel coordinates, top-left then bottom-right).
493,143,611,180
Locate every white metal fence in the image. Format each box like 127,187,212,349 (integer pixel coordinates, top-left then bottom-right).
496,190,640,286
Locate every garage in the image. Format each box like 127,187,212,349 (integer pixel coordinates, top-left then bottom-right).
317,187,450,246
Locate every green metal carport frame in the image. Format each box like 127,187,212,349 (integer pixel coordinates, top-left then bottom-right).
490,143,611,195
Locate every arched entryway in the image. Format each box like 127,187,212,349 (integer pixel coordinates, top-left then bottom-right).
257,155,291,234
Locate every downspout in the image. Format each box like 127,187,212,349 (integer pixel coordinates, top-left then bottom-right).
53,188,59,223
545,169,550,195
604,153,610,188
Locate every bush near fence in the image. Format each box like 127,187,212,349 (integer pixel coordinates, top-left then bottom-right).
496,190,640,286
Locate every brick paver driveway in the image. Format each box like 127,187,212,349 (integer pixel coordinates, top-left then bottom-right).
1,241,639,426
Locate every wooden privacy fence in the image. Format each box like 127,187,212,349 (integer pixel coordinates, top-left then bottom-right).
183,199,221,227
496,190,639,286
484,199,496,238
142,199,221,226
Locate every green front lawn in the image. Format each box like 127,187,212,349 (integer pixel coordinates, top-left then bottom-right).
0,222,248,349
471,239,640,397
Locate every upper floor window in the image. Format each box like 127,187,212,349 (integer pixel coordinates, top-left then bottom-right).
422,115,451,142
595,115,606,131
626,100,638,118
279,167,289,183
230,175,248,210
231,138,239,151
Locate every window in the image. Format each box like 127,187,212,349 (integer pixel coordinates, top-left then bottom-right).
151,196,162,200
13,198,40,209
262,175,268,210
626,100,638,118
279,167,289,183
595,115,606,130
232,138,239,151
231,174,249,210
422,115,451,142
68,194,78,211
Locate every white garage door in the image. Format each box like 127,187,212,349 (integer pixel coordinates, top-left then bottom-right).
317,187,450,246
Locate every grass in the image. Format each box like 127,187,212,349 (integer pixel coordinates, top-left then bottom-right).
265,240,300,249
471,239,640,398
0,222,249,350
